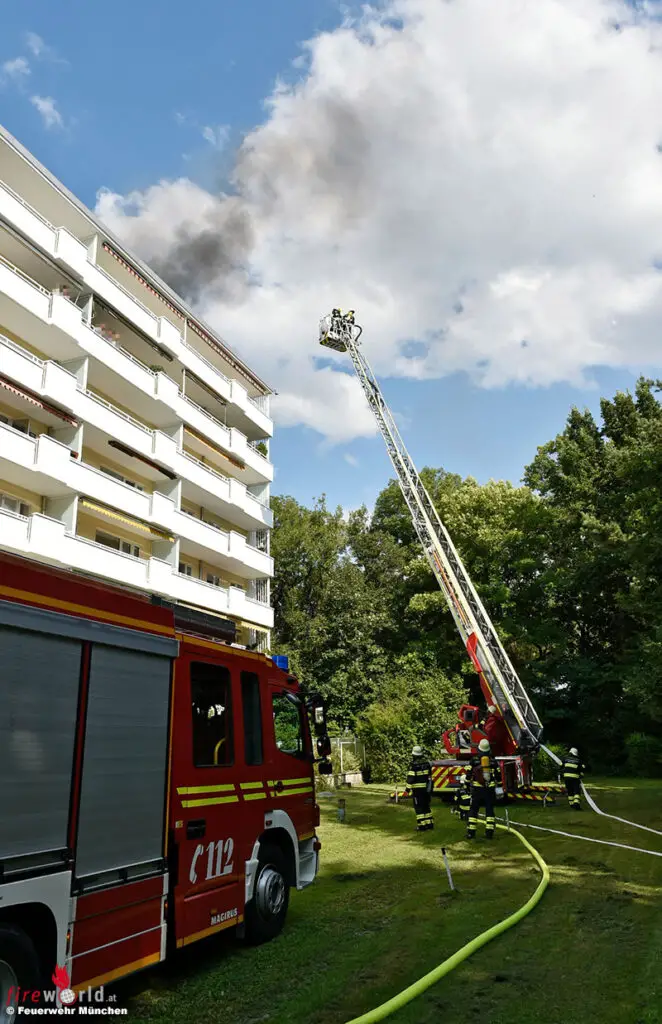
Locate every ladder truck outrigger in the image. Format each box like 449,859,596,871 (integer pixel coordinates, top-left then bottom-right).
319,310,559,804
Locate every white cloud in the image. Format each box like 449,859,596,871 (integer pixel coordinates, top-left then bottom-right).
95,0,662,443
25,33,45,57
30,95,64,130
344,453,359,467
202,124,230,149
2,57,30,81
25,31,68,65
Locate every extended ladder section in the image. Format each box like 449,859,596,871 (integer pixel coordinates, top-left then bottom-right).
319,312,543,753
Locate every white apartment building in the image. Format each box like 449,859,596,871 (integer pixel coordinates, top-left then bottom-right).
0,124,274,650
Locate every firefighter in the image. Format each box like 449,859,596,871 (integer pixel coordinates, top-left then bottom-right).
562,747,585,810
406,745,434,832
343,309,355,324
467,738,497,840
454,773,471,821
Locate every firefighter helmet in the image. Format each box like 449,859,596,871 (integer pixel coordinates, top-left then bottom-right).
478,739,491,753
569,747,579,757
412,745,424,757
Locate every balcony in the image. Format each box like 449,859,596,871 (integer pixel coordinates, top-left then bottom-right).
176,506,273,578
176,449,273,530
0,509,273,629
0,331,80,412
0,179,57,256
0,178,273,435
171,570,273,629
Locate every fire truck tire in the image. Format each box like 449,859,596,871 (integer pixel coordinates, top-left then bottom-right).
0,924,42,1012
244,843,291,945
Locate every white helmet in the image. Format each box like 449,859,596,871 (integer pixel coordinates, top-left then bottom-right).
459,774,467,784
487,705,497,714
569,747,578,757
478,739,491,753
412,745,424,757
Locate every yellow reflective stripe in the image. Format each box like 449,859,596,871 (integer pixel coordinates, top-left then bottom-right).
177,785,236,795
273,786,313,797
283,777,311,786
181,796,239,807
240,782,266,790
243,792,267,801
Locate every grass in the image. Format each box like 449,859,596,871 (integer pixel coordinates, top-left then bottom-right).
118,779,662,1024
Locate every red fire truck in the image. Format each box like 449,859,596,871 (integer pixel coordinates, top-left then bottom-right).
0,551,331,1007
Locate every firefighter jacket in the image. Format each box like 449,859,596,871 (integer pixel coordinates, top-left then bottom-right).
470,755,498,789
454,781,472,808
406,758,432,791
561,756,585,779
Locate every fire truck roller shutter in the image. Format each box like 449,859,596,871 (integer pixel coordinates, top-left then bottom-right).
0,625,81,864
75,643,175,883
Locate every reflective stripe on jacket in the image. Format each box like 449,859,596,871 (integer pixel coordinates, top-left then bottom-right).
562,757,584,779
470,756,497,789
406,759,431,790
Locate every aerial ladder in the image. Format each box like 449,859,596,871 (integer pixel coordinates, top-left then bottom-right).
319,310,554,801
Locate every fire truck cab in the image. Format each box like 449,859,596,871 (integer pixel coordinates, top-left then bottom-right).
0,552,330,1007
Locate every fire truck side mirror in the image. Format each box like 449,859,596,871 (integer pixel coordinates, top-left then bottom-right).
318,758,333,775
316,735,332,758
306,693,329,737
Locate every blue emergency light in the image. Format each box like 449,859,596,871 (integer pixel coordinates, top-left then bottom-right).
272,654,289,671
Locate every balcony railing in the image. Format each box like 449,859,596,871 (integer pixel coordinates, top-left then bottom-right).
0,178,56,230
0,251,50,296
80,387,153,435
247,440,270,462
0,332,44,366
248,394,270,415
179,449,229,484
181,337,230,383
179,392,231,438
89,324,156,375
91,260,159,324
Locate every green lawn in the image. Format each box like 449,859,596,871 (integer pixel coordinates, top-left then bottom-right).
119,780,662,1024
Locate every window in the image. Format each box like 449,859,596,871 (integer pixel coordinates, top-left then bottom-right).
272,693,305,758
206,573,222,587
0,414,36,438
191,662,233,767
179,562,193,577
100,466,144,491
95,530,140,558
0,492,31,517
242,672,263,765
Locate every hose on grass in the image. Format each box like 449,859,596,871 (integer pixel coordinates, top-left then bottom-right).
495,816,662,858
344,824,549,1024
541,744,662,839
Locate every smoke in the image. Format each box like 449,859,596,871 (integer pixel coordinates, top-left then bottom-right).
149,196,253,305
96,0,662,442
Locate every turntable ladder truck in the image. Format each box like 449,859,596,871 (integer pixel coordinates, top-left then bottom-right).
319,311,553,802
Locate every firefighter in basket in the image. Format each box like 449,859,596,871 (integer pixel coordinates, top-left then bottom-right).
467,738,497,840
454,773,472,821
406,745,434,832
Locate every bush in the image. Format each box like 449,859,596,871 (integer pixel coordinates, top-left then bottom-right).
533,743,566,782
356,701,417,783
624,733,662,777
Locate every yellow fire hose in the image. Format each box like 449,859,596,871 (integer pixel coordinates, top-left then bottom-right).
346,823,550,1024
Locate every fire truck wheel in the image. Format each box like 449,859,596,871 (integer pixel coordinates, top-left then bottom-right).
244,843,291,945
0,924,42,1016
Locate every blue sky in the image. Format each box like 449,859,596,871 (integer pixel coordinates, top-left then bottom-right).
0,1,654,514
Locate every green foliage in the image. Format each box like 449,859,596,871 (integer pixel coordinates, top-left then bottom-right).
624,733,662,777
272,378,662,775
533,744,567,782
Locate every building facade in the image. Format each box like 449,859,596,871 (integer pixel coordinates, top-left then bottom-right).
0,125,274,650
